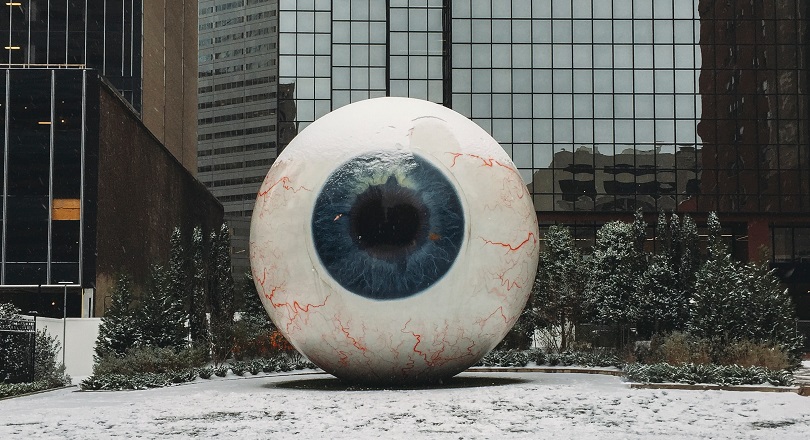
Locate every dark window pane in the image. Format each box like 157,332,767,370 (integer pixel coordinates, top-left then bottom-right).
4,263,47,285
53,70,83,199
5,196,49,262
8,70,51,196
51,220,80,262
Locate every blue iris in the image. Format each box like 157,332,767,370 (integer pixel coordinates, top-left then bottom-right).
311,151,465,300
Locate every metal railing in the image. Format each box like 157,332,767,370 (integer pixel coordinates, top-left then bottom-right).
0,315,36,384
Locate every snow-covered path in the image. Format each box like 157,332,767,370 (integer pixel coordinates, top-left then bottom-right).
1,371,809,439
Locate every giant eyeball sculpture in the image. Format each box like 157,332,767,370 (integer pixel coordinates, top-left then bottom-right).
250,97,539,385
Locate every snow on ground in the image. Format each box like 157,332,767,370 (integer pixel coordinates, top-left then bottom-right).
1,371,809,439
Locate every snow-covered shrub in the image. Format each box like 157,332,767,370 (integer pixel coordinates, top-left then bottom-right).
138,264,188,351
80,370,198,391
586,219,645,335
0,303,32,383
1,303,68,386
214,365,228,377
500,350,529,367
476,350,529,367
229,361,247,376
531,350,546,366
623,362,794,386
689,213,804,364
532,226,590,352
198,366,213,379
93,346,207,376
210,223,236,363
34,330,70,386
0,380,63,398
94,274,141,360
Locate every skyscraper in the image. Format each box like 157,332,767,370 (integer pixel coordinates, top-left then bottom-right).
197,0,279,277
279,1,809,322
0,1,222,317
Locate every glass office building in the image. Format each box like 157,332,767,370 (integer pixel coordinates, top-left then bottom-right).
1,1,142,107
198,0,278,276
279,0,810,317
0,1,220,317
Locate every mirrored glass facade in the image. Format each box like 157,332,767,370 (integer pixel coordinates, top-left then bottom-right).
280,0,810,317
280,0,809,214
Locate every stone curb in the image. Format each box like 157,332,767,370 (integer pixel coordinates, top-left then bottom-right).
467,367,624,376
468,367,809,396
629,382,807,395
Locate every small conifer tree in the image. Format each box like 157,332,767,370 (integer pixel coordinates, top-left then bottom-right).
138,264,187,350
689,212,804,363
209,223,235,361
94,274,139,359
532,225,589,351
189,226,210,347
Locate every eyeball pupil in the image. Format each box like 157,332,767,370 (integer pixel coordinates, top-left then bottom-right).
350,176,429,262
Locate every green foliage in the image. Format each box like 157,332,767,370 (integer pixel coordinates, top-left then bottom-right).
92,346,208,376
198,366,213,379
676,215,700,296
636,254,687,337
167,228,193,340
209,223,236,362
34,330,70,386
81,353,318,391
623,362,793,387
1,303,68,386
532,225,590,352
138,264,188,350
0,380,66,399
231,272,278,360
541,349,623,368
189,226,210,348
477,350,530,367
0,303,29,383
586,221,644,327
689,215,804,364
95,275,139,359
80,370,198,391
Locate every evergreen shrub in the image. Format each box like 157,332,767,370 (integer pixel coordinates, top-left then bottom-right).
198,366,213,379
624,363,793,387
229,361,247,376
0,380,65,399
214,365,228,377
80,370,198,391
92,346,208,376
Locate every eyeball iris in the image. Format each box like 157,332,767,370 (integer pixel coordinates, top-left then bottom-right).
311,151,464,300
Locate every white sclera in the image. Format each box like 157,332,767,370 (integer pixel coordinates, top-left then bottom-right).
250,97,539,384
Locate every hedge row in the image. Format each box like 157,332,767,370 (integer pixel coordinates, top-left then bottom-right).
0,380,65,399
80,356,318,391
623,362,794,387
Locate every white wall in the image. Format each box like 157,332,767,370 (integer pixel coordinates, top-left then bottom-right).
37,317,101,379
